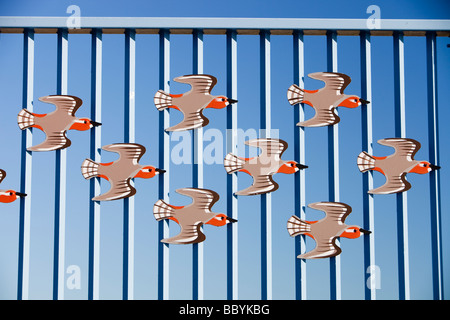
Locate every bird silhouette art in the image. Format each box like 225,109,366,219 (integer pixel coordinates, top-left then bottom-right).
287,72,370,127
287,202,371,259
0,169,26,203
153,188,237,244
81,143,165,201
154,74,237,131
224,138,308,196
17,95,101,151
357,138,440,194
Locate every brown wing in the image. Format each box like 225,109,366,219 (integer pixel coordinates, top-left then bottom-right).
101,143,146,165
92,178,136,201
165,109,208,132
377,138,421,161
176,188,220,213
39,95,83,116
173,74,217,95
308,72,352,93
245,138,288,161
235,174,279,196
297,236,341,259
369,172,411,194
0,169,6,184
27,130,71,151
161,223,206,245
308,201,352,224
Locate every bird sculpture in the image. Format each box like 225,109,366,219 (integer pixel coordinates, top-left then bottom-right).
153,188,236,244
287,72,369,127
287,202,371,259
0,169,27,203
154,74,237,131
81,143,165,201
224,138,307,196
357,138,440,194
17,95,101,151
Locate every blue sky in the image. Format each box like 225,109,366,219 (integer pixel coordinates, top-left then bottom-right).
0,0,449,300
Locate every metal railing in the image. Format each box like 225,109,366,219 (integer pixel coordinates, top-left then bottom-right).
0,16,449,300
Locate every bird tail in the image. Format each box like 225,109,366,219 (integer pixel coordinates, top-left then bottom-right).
81,159,99,179
17,109,35,130
287,215,311,237
153,199,175,221
287,84,304,105
357,151,376,172
154,90,172,110
224,153,245,174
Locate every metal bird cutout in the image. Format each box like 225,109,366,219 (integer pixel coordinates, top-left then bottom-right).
287,202,371,259
0,169,26,203
81,143,165,201
357,138,440,194
17,95,101,151
153,188,236,244
224,138,307,196
154,74,237,131
287,72,369,127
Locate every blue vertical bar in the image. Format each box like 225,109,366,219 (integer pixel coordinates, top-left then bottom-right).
360,31,376,300
158,28,170,300
260,29,272,300
53,28,68,300
88,28,102,300
226,29,238,300
192,28,204,300
293,29,307,300
326,30,341,301
123,28,136,300
17,28,34,301
393,31,410,300
426,31,443,300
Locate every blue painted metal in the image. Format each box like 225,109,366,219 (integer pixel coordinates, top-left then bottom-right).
192,28,204,301
293,29,307,300
226,29,238,300
360,31,376,300
326,30,341,301
88,28,102,300
158,28,170,300
393,31,410,300
123,28,136,300
1,16,450,31
426,31,444,300
260,29,272,300
17,28,34,301
53,28,68,300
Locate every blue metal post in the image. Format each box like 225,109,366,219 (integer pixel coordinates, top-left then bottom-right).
88,28,102,300
326,30,341,301
17,28,34,301
158,28,170,300
53,28,68,300
360,31,376,300
293,29,307,300
260,29,272,300
123,28,136,300
393,31,410,300
426,31,444,300
226,29,238,300
192,28,204,300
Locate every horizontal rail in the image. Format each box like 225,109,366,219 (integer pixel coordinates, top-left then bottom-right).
1,17,450,36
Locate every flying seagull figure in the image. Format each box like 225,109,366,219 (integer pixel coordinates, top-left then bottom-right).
287,202,371,259
224,138,308,196
81,143,165,201
154,74,237,131
17,95,101,151
287,72,369,127
357,138,440,194
153,188,237,244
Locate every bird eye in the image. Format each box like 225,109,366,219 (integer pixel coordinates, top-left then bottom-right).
9,192,13,196
84,120,87,124
221,98,225,102
420,163,426,167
